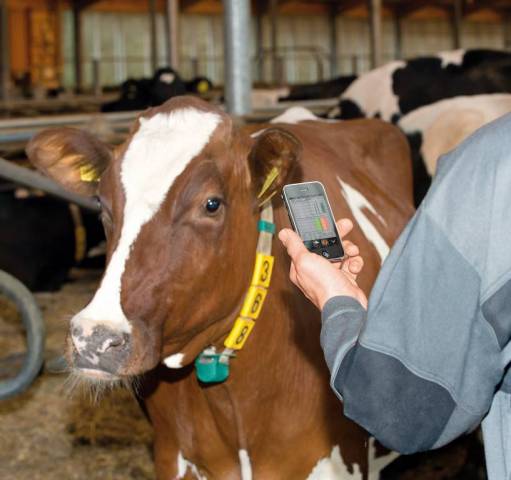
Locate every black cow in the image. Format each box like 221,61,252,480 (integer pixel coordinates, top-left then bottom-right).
102,68,212,113
329,49,511,122
278,75,357,102
0,183,105,291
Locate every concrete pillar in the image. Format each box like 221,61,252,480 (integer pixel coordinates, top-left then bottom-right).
223,0,252,115
149,0,158,72
368,0,383,69
165,0,179,68
451,0,462,49
73,6,83,93
329,5,338,76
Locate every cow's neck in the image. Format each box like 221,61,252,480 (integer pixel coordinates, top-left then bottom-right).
194,200,275,383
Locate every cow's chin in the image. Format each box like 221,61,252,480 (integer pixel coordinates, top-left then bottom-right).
74,367,119,382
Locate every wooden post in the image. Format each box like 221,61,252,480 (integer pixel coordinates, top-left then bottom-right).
368,0,383,69
149,0,158,72
329,4,338,76
394,12,402,59
165,0,179,68
73,6,83,93
451,0,462,49
0,0,9,100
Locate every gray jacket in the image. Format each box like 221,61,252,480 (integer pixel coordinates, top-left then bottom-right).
321,113,511,480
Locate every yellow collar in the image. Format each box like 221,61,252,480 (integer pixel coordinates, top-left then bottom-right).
195,201,275,383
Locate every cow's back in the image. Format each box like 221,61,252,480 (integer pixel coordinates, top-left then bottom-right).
267,118,414,293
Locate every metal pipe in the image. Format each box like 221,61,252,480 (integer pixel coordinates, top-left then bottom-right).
451,0,462,49
0,157,100,212
223,0,252,115
269,0,279,85
0,0,10,101
368,0,383,69
255,11,264,83
73,7,83,93
0,110,138,129
149,0,158,72
329,5,338,76
0,270,45,400
505,13,511,50
394,14,402,59
92,59,101,96
165,0,179,68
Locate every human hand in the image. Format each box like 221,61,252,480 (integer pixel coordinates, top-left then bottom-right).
278,219,368,311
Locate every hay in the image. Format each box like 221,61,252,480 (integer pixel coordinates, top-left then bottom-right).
68,387,153,447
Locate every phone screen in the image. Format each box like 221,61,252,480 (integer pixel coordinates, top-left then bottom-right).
283,182,344,260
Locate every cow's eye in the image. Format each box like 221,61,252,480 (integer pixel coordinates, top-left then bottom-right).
205,197,222,214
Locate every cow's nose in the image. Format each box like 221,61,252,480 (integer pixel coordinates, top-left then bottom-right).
71,325,131,374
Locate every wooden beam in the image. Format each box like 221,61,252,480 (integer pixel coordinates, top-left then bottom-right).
337,0,363,14
75,0,102,9
0,0,9,100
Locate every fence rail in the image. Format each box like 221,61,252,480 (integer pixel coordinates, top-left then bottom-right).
61,51,398,89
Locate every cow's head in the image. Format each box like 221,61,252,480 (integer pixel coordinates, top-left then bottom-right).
27,96,301,382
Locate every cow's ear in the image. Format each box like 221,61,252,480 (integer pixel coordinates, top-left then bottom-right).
26,127,112,196
249,128,302,202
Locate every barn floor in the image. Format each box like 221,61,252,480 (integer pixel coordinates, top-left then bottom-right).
0,269,487,480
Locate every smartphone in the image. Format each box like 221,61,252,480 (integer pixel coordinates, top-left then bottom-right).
282,181,345,261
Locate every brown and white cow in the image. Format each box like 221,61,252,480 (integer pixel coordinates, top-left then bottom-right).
27,97,413,479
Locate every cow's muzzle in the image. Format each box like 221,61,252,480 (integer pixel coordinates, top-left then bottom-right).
71,324,131,376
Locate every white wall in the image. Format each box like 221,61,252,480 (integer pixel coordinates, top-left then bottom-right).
61,10,508,88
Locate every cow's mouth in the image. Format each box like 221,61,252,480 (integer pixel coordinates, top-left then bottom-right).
76,367,119,381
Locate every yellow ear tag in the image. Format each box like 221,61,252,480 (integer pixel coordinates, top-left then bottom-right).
197,80,210,94
257,166,280,199
80,164,100,182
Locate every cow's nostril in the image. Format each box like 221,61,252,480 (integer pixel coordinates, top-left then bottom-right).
101,335,125,353
108,337,123,349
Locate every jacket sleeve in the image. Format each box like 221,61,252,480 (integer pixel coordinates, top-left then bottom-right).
321,124,508,454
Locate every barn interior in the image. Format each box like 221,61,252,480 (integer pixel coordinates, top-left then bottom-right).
0,0,508,479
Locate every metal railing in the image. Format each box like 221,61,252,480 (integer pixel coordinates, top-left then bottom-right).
61,50,398,90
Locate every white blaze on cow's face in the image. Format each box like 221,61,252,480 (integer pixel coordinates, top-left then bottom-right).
70,108,221,370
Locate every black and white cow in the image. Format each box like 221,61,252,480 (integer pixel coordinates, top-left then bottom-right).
278,75,357,102
398,93,511,205
329,49,511,122
0,182,105,291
